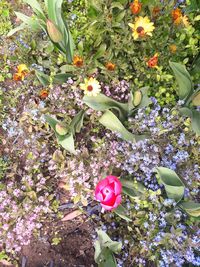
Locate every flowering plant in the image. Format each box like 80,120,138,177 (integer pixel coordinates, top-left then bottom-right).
95,176,122,211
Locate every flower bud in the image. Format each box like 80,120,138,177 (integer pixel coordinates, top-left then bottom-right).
133,90,142,106
46,19,63,43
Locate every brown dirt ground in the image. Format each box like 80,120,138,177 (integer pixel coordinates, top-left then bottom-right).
19,217,96,267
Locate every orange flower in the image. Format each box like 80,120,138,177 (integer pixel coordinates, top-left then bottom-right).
152,6,160,17
13,64,29,81
147,53,158,68
169,44,177,53
13,73,24,81
73,55,83,67
106,62,116,71
130,0,142,15
39,89,49,99
171,8,182,25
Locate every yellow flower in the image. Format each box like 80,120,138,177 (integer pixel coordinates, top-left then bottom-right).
128,16,155,40
73,55,84,67
171,8,190,27
169,44,177,53
171,8,182,25
105,62,116,71
13,64,29,81
80,77,101,96
17,64,29,75
182,15,190,27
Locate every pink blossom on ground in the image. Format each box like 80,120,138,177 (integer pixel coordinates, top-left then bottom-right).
95,175,122,211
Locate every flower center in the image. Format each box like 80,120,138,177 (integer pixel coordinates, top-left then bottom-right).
87,85,93,91
136,26,145,35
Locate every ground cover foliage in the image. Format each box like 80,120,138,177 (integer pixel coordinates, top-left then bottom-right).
0,0,200,266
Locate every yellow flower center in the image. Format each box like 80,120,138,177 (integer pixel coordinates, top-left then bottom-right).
87,85,93,91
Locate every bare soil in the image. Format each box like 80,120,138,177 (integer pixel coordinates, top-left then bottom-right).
20,218,96,267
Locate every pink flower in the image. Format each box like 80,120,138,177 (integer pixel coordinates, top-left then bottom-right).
95,175,122,211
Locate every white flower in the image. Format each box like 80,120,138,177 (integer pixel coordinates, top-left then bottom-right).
80,77,101,96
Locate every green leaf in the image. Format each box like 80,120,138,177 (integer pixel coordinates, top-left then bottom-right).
94,230,121,267
191,110,200,136
94,44,107,59
179,107,192,117
14,12,41,30
44,115,75,154
7,23,27,37
96,230,122,253
179,201,200,217
35,70,50,86
169,61,193,100
83,93,129,121
156,167,185,203
57,133,75,154
121,180,145,198
114,205,132,222
111,2,124,9
191,91,200,106
53,73,74,84
115,10,126,22
70,110,85,134
23,0,46,20
99,110,135,142
137,87,152,108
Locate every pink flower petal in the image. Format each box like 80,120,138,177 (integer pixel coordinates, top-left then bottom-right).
101,184,115,197
102,191,116,206
95,191,104,202
101,203,113,211
95,178,108,194
106,175,122,195
113,194,122,209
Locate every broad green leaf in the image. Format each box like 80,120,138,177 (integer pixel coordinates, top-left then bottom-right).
35,70,50,86
191,110,200,136
121,180,145,198
156,167,185,203
179,107,192,117
94,230,121,267
70,110,85,134
179,201,200,217
99,249,117,267
83,93,128,121
60,64,76,72
99,110,135,142
115,10,126,22
23,0,46,20
47,0,57,23
111,2,124,9
94,44,107,59
114,205,132,222
45,115,75,154
169,61,193,99
137,87,152,108
53,73,74,84
7,23,26,37
14,12,41,30
57,133,75,154
96,230,122,253
192,91,200,106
